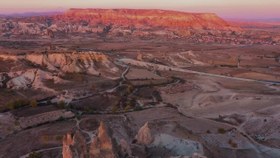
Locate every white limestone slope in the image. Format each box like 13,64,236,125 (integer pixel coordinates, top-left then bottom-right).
7,69,64,92
25,51,119,75
151,134,204,156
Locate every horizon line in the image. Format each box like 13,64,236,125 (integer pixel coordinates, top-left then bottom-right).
0,7,279,20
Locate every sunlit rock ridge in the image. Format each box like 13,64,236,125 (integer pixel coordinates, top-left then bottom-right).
60,8,239,31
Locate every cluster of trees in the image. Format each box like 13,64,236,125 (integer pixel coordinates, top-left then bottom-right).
56,100,66,109
1,99,38,112
228,139,238,148
27,152,42,158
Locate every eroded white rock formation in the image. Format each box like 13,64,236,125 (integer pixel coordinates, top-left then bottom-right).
25,52,119,75
135,122,153,145
62,130,88,158
6,69,64,92
89,121,117,158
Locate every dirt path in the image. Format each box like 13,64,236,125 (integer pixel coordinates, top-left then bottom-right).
119,58,280,85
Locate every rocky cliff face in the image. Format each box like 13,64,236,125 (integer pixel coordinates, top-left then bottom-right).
6,69,64,91
0,51,119,90
24,52,119,75
135,122,153,145
62,130,88,158
90,121,118,158
62,122,118,158
62,121,208,158
0,51,118,75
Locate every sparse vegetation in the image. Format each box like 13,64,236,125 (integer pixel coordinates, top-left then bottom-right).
127,85,134,94
5,99,30,110
112,105,119,113
134,105,143,111
55,135,63,141
30,100,38,108
217,128,226,134
57,100,66,109
124,104,132,112
42,135,51,142
228,139,238,148
62,72,85,81
27,152,42,158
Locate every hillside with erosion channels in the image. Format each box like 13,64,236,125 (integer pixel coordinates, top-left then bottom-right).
0,8,280,158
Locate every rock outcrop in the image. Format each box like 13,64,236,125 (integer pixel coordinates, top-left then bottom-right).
6,69,64,91
119,138,132,156
6,69,36,89
1,52,119,76
25,52,119,75
62,122,119,158
0,51,119,91
0,73,8,88
135,122,153,145
62,130,88,158
89,121,118,158
62,121,208,158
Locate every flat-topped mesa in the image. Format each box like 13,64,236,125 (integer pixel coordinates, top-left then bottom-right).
59,8,240,31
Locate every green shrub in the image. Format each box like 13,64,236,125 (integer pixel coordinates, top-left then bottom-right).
30,100,38,108
27,152,42,158
6,99,30,110
218,128,226,134
57,101,66,109
134,105,143,111
228,139,238,148
112,105,118,113
55,135,63,141
127,85,134,93
124,105,132,112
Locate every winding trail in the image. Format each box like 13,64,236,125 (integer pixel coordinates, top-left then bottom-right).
37,65,130,106
75,118,97,144
106,64,129,93
119,58,280,85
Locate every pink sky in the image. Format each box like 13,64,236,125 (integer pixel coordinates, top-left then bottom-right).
0,0,279,19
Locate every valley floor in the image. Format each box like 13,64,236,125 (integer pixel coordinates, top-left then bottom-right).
0,37,280,158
